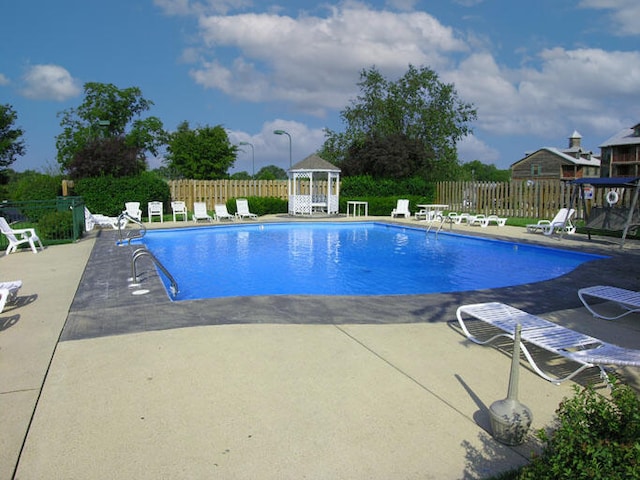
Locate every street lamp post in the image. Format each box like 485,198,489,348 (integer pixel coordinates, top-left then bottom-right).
238,141,255,177
273,129,292,169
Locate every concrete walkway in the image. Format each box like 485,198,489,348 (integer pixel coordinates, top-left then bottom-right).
2,216,640,479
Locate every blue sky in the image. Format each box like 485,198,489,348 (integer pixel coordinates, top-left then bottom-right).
1,0,639,175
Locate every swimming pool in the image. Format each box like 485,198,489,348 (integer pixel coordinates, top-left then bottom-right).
136,222,606,300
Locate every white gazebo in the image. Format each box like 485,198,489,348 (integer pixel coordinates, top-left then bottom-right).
288,154,341,215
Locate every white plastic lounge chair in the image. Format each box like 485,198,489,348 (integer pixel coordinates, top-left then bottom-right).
469,214,507,227
235,199,257,220
123,202,142,222
391,199,411,218
147,201,163,223
214,204,235,222
484,215,507,227
171,201,188,222
578,286,640,320
415,209,428,221
0,217,43,254
468,214,487,226
526,208,576,236
0,280,22,313
448,212,472,224
456,301,640,384
192,202,213,223
84,208,127,231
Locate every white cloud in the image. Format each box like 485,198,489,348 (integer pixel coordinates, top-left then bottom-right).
579,0,640,36
227,120,327,171
20,64,81,101
0,73,9,86
166,1,640,167
190,5,467,113
457,134,500,164
445,46,640,141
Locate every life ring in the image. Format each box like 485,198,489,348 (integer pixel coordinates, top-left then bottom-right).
606,190,619,206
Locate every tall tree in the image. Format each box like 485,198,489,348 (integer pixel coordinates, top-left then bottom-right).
165,122,236,179
255,165,287,180
56,82,165,177
321,65,476,180
0,104,26,172
343,133,433,179
67,136,144,179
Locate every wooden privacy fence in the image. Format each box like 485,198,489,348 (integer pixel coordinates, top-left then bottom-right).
168,179,289,210
150,179,622,220
436,180,576,220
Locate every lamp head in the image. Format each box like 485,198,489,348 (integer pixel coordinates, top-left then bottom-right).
273,129,286,135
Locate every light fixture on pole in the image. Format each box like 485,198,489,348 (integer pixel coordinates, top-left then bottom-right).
273,129,292,169
238,141,255,177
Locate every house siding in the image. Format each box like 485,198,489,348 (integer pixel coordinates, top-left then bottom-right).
512,150,571,181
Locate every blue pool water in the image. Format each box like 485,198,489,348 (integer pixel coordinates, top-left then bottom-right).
135,222,606,300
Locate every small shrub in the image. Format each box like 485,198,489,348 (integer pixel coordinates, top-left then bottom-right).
37,210,74,242
518,378,640,480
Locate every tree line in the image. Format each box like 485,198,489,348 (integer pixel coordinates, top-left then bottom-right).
1,64,510,186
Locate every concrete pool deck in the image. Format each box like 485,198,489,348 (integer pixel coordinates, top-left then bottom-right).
2,215,640,479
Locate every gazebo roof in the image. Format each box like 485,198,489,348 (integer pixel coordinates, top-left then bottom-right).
290,154,341,172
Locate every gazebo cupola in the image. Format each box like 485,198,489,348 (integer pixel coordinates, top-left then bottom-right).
288,154,341,215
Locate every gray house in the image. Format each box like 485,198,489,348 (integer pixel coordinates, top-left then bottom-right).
511,131,600,182
599,123,640,178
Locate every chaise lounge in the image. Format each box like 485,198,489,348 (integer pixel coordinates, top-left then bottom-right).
214,204,235,222
526,208,576,236
235,199,257,220
456,301,640,384
192,202,213,223
578,285,640,320
84,208,127,231
0,280,22,313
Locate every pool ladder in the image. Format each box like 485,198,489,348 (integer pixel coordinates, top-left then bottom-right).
117,213,146,245
426,214,449,236
131,247,179,298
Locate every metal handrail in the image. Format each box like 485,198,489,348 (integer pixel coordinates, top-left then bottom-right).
118,213,146,245
131,247,179,298
426,214,447,236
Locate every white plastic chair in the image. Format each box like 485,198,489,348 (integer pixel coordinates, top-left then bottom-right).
0,217,43,254
192,202,213,223
171,201,188,222
391,199,411,218
148,201,163,223
235,199,257,220
214,204,235,222
123,202,142,222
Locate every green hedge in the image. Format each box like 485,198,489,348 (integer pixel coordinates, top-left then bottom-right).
73,172,171,216
341,175,435,198
226,196,288,216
